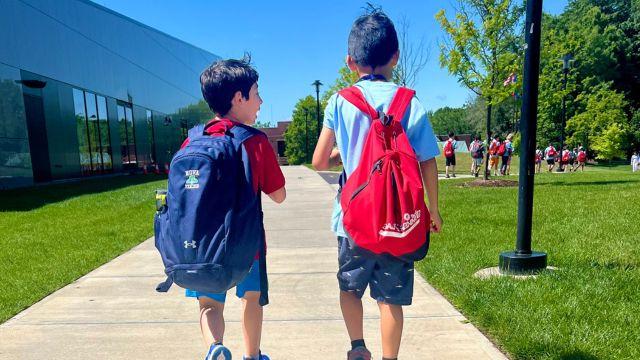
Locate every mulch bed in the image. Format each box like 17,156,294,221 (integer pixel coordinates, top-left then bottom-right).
458,179,519,188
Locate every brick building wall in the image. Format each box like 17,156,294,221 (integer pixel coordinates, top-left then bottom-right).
261,121,291,165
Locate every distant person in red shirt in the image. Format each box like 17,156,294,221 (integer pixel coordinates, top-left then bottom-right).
181,58,285,360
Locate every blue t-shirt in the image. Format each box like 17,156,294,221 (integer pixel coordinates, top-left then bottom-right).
324,80,440,237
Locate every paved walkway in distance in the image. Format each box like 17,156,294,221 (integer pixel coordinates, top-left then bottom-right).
0,166,507,360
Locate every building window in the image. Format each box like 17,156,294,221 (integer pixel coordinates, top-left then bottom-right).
73,89,91,175
118,103,137,168
84,93,101,173
146,109,156,165
97,96,112,171
73,89,113,175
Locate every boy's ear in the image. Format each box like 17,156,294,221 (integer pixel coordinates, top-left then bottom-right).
231,90,244,105
389,50,400,67
346,55,358,72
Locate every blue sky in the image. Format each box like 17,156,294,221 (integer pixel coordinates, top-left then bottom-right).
94,0,569,125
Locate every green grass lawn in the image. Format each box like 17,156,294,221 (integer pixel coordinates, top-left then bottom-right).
0,175,165,324
418,166,640,359
435,153,521,175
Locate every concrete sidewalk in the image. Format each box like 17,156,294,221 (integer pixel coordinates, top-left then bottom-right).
0,166,506,360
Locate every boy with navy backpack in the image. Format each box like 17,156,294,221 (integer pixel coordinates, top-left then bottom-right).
155,58,285,360
313,8,441,360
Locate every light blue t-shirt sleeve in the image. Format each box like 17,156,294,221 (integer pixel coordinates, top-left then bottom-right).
323,93,338,130
404,97,440,162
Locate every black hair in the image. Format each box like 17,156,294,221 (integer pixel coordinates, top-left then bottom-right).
448,132,455,138
348,5,399,69
200,55,258,116
474,135,480,141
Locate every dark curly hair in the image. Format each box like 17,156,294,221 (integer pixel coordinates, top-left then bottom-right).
200,55,258,116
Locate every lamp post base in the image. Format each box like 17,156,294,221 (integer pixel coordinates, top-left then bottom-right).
499,251,547,274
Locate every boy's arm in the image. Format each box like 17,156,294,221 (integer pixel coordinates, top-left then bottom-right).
247,135,286,204
312,127,341,170
420,158,442,233
267,187,286,204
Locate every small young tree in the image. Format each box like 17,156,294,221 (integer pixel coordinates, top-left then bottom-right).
437,0,524,179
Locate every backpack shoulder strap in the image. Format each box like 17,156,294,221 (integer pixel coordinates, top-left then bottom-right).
187,124,206,140
338,86,379,120
387,87,416,123
229,123,261,144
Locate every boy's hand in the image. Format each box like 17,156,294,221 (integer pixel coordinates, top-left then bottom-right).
430,210,443,233
329,147,342,167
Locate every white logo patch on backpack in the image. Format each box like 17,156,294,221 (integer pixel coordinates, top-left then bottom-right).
185,170,200,189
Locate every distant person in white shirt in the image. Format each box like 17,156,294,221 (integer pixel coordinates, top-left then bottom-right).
632,151,639,172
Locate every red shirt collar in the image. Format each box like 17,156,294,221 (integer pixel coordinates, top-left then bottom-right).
204,118,240,135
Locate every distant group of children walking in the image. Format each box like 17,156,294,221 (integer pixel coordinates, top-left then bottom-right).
154,8,441,360
443,132,591,177
445,132,515,178
537,144,587,173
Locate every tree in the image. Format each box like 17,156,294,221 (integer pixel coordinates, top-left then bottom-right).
428,106,471,135
535,0,640,158
322,65,359,104
253,120,272,129
284,96,318,164
392,16,431,87
436,0,524,179
174,100,214,127
464,95,520,137
565,83,629,160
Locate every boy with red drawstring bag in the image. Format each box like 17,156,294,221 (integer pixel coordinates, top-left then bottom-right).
312,8,441,360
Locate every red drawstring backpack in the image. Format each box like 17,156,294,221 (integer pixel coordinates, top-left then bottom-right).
338,86,430,261
443,140,454,157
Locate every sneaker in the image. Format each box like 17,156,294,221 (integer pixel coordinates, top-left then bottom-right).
206,344,231,360
445,175,450,179
452,174,456,178
347,346,372,360
243,352,270,360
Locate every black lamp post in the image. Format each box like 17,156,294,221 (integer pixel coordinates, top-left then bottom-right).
312,80,323,137
304,109,310,163
499,0,548,274
557,54,573,172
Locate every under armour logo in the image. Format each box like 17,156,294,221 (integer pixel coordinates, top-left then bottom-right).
184,240,196,249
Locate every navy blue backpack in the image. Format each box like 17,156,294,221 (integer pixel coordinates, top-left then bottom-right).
154,121,266,301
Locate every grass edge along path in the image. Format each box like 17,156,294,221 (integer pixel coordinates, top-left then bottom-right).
0,175,164,324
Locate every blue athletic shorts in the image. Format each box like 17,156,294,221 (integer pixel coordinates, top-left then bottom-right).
337,237,415,305
185,259,261,303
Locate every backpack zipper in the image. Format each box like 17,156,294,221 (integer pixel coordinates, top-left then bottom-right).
349,159,383,201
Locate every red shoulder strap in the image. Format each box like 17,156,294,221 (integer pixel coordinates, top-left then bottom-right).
339,86,415,123
339,86,379,120
387,87,415,123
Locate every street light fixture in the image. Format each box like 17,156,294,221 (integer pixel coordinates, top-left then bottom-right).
312,80,323,137
557,54,573,172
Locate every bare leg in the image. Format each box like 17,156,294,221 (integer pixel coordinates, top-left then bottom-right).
340,291,364,341
199,297,225,347
241,291,263,359
378,302,403,359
